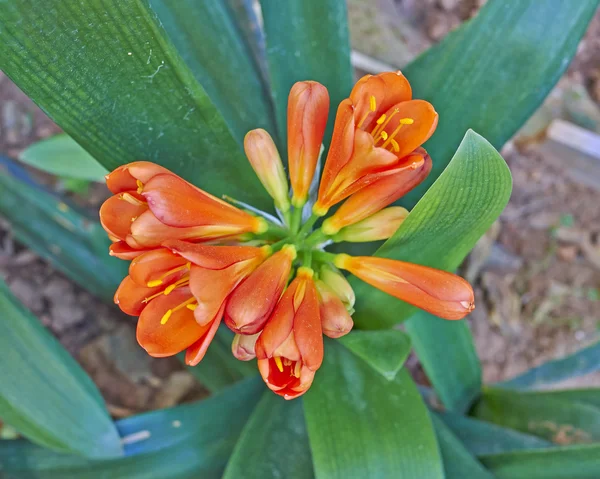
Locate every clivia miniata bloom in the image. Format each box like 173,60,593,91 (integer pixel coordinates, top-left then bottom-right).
100,71,475,400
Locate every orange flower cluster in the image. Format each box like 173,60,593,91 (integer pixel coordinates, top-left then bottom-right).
100,72,474,399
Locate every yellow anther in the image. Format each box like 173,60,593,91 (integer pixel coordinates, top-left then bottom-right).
274,356,284,372
163,284,177,295
147,279,163,288
371,108,399,138
381,117,414,149
369,95,376,112
121,192,145,206
376,114,386,125
379,131,388,141
160,309,172,325
293,361,301,378
400,118,414,125
136,179,143,194
390,138,400,153
186,303,198,311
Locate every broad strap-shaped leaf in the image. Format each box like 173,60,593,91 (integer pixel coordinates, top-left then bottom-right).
0,0,269,208
472,387,600,443
430,414,494,479
304,340,444,479
351,130,512,327
19,134,108,181
497,340,600,390
223,393,314,479
0,377,264,478
402,0,599,205
541,389,600,409
338,329,411,381
0,279,122,458
405,312,481,413
148,0,276,143
479,444,600,479
437,411,551,457
259,0,354,146
0,156,127,301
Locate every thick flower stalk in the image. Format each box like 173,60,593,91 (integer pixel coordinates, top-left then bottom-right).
100,71,475,400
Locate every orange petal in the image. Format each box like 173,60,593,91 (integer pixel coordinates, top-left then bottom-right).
324,151,431,232
350,71,412,132
164,240,269,270
136,288,208,357
287,81,330,206
184,306,224,366
99,193,148,241
114,275,163,316
336,255,475,320
109,241,154,260
257,358,315,400
377,100,438,159
224,247,295,334
105,161,170,194
142,173,263,234
129,248,189,287
292,277,323,370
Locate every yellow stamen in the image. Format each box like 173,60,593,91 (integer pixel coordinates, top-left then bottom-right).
164,284,177,295
147,279,163,288
369,95,376,112
371,108,399,139
274,356,284,372
136,179,143,194
163,276,190,295
160,309,172,325
293,361,302,378
146,262,191,288
121,192,145,206
390,138,400,153
186,303,198,311
381,118,414,149
376,114,386,125
379,131,388,142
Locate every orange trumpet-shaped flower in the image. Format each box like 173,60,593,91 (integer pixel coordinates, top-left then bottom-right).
232,332,260,361
225,245,296,334
331,206,409,243
322,149,431,235
314,72,438,214
255,267,323,399
100,162,267,249
315,280,353,338
244,129,290,213
164,240,270,327
334,254,475,320
287,81,330,207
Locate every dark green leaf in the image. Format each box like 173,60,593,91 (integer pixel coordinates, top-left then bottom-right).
223,393,314,479
338,329,411,380
304,340,444,479
405,313,481,412
0,156,127,302
471,387,600,443
437,411,551,456
0,0,268,207
148,0,276,143
496,340,600,390
19,134,108,181
480,444,600,479
259,0,354,146
352,131,512,328
402,0,599,205
540,389,600,409
430,414,494,479
0,378,264,478
0,279,121,458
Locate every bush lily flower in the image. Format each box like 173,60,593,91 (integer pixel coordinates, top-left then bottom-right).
100,71,475,399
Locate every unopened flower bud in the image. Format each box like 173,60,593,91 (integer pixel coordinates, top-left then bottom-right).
319,264,355,310
332,206,408,242
244,129,290,213
232,332,260,361
315,280,353,338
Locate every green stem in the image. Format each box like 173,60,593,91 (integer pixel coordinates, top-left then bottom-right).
302,249,313,269
290,206,303,235
283,209,292,229
304,229,329,248
269,238,290,251
298,213,319,238
266,222,290,239
312,250,338,264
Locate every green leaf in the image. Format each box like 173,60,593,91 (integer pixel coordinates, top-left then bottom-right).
184,327,257,394
223,393,314,479
0,279,122,459
147,0,276,143
0,378,264,478
402,0,599,205
0,156,127,302
338,329,411,381
471,387,600,443
437,411,551,456
304,340,444,479
19,134,108,181
430,414,494,479
0,0,268,208
351,130,512,328
405,313,481,412
259,0,354,146
479,444,600,479
497,340,600,390
540,389,600,409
